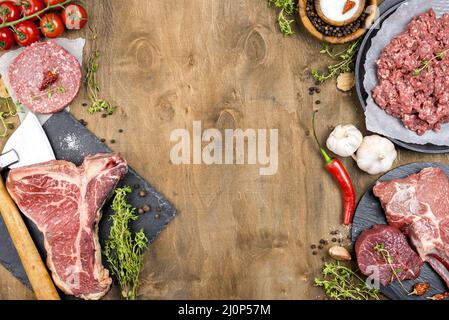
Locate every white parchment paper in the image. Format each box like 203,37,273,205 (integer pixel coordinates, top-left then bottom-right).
0,38,85,125
364,0,449,146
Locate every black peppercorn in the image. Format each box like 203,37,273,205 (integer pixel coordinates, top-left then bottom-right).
139,190,147,197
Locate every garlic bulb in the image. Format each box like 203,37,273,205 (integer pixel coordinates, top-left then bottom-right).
355,135,397,175
326,125,363,157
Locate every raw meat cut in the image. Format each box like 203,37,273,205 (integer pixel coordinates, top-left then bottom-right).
372,10,449,135
373,167,449,288
355,224,423,286
6,153,128,300
8,41,82,114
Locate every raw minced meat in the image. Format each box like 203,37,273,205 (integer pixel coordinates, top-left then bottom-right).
373,10,449,135
8,41,82,114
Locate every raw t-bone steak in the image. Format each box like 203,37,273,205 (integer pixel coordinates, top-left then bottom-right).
373,167,449,288
6,153,128,300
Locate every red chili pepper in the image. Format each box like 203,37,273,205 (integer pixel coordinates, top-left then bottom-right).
312,111,356,225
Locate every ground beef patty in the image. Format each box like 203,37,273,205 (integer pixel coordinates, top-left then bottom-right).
373,10,449,136
8,41,82,114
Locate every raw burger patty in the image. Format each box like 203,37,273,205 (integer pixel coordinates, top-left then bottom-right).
8,41,82,114
373,10,449,135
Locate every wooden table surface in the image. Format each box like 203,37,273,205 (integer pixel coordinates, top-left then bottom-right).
0,0,447,300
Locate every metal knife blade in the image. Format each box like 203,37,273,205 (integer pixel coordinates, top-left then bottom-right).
1,112,55,170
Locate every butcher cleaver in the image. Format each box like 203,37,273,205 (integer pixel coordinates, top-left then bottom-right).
0,112,60,300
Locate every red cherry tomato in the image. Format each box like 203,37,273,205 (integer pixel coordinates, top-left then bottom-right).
14,21,41,46
20,0,45,20
42,0,66,8
0,1,21,24
0,27,15,51
61,4,88,30
40,13,64,38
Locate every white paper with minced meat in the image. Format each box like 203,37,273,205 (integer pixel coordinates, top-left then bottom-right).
0,38,85,125
364,0,449,146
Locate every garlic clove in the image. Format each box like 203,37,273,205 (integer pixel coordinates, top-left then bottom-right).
328,246,352,261
337,72,355,92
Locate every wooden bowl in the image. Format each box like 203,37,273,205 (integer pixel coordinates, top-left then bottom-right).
299,0,378,44
315,0,366,27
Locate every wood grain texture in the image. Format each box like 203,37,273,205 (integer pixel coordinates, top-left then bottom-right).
1,0,448,300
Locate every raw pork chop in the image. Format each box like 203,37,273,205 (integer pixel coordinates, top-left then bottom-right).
355,224,423,286
6,153,128,300
373,167,449,288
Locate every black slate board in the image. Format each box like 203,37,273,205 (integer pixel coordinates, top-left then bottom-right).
0,111,177,297
355,0,449,154
351,162,448,300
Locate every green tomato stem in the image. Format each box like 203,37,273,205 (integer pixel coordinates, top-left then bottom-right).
0,0,73,29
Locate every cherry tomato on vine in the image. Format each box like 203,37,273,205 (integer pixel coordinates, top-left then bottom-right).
14,20,41,46
42,0,66,8
0,28,15,51
20,0,45,20
61,4,88,30
0,1,21,24
40,13,64,38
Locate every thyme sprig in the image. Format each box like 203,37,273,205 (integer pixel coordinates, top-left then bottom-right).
413,48,449,76
373,242,410,294
104,186,149,300
0,97,17,138
31,85,66,101
85,29,116,115
314,262,380,300
312,40,361,83
268,0,297,36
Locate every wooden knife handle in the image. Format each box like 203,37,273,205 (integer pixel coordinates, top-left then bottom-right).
0,177,60,300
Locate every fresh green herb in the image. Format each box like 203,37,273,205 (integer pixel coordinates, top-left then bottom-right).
413,48,449,76
31,85,66,101
268,0,297,36
314,262,380,300
85,29,116,116
0,97,17,138
104,186,149,300
312,40,361,83
373,242,409,294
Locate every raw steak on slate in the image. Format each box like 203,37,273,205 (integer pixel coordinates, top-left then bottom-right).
373,167,449,288
8,41,82,114
6,153,128,300
356,224,423,286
